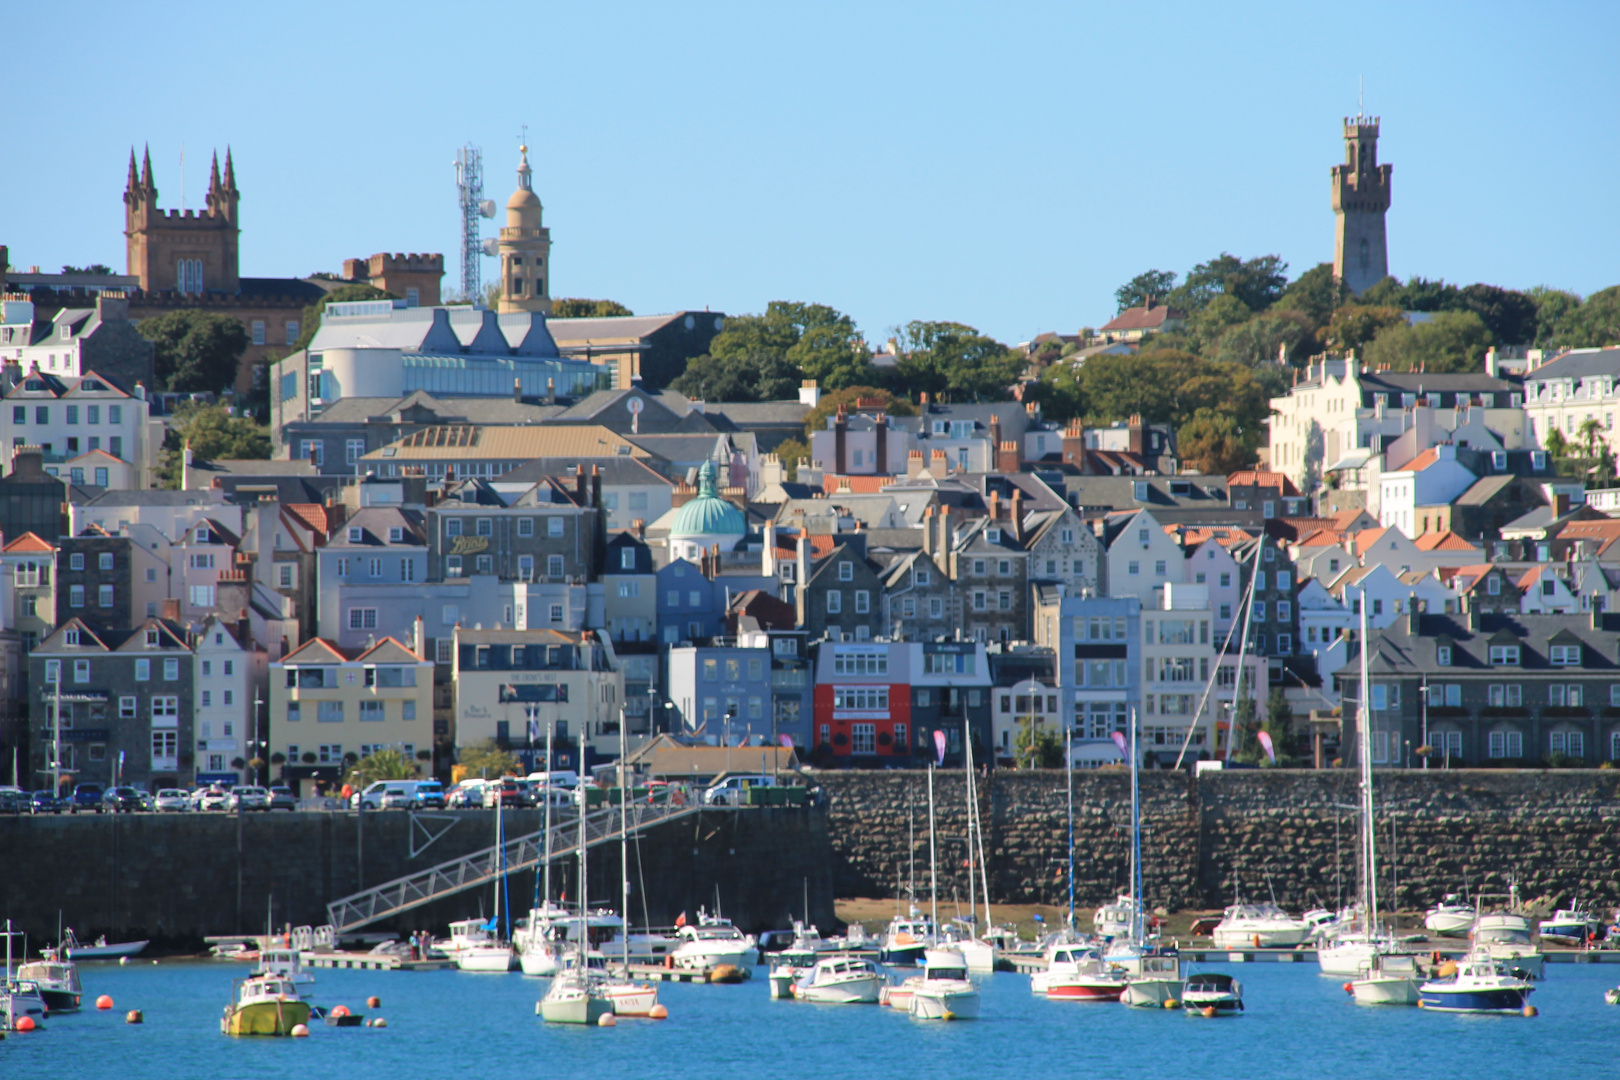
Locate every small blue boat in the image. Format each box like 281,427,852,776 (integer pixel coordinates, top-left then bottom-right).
1417,949,1533,1014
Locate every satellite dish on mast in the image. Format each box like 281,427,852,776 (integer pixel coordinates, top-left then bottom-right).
479,200,497,219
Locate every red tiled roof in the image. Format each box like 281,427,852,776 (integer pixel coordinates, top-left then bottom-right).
822,475,897,495
1400,447,1442,473
1354,526,1391,556
2,531,56,553
1446,564,1499,593
1226,470,1301,496
285,503,328,536
1414,531,1478,552
1099,303,1186,333
1293,529,1342,549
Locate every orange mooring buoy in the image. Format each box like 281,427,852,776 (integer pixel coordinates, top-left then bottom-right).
96,995,114,1010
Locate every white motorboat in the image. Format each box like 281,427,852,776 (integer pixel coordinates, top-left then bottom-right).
48,928,148,960
2,979,47,1029
670,915,757,971
1417,948,1533,1013
1351,951,1421,1006
1033,943,1127,1002
908,946,979,1020
1122,952,1183,1008
1093,893,1137,940
438,917,499,961
779,920,839,966
1424,894,1474,938
457,799,517,972
1471,888,1543,978
1538,903,1602,945
791,955,884,1004
1211,902,1311,949
1318,932,1404,978
770,962,810,999
950,934,999,975
1182,972,1243,1016
16,958,83,1011
457,941,516,972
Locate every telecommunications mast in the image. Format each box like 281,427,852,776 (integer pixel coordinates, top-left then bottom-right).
455,144,497,306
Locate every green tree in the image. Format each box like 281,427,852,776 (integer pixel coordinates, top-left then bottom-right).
1178,408,1259,474
1554,286,1620,349
1362,310,1493,373
771,436,809,481
1274,263,1347,327
801,386,915,436
456,738,522,781
1027,359,1086,422
1212,311,1314,367
895,320,1023,401
1228,692,1262,764
1169,253,1289,313
287,284,395,355
1579,417,1606,458
1115,269,1179,313
1456,284,1538,345
1530,287,1583,348
669,350,801,402
1259,688,1302,767
1358,274,1460,313
62,263,113,275
155,402,272,488
138,309,249,393
1186,294,1254,355
551,298,633,318
688,301,872,395
1324,305,1406,354
1014,716,1065,769
346,747,419,789
1544,427,1569,459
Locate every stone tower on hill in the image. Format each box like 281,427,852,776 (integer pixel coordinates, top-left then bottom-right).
123,145,241,294
496,144,552,315
1331,115,1391,295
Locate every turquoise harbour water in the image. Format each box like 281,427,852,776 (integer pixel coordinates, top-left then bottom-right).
4,958,1615,1078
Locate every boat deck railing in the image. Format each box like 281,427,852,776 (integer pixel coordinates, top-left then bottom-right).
325,797,727,933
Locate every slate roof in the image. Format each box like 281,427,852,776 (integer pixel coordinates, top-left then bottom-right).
1099,303,1186,332
1522,346,1620,384
1337,611,1620,680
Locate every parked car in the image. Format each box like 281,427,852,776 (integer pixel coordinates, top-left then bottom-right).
131,787,158,812
154,789,191,813
0,786,23,814
102,786,144,813
195,787,231,812
29,790,65,814
267,786,298,811
412,780,446,810
69,783,106,813
447,780,487,809
483,777,527,809
228,786,271,812
354,780,422,811
702,774,778,806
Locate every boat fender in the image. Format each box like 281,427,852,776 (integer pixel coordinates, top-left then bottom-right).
664,954,675,970
1522,1005,1537,1018
1252,935,1261,949
126,1010,143,1024
598,1013,617,1027
15,1017,35,1032
290,1023,310,1037
96,995,114,1010
1201,1006,1216,1018
1342,982,1353,994
1163,999,1178,1009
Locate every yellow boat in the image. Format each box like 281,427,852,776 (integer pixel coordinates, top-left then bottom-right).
220,974,312,1036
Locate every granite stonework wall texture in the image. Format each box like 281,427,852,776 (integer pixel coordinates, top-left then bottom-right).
816,769,1620,914
0,806,836,947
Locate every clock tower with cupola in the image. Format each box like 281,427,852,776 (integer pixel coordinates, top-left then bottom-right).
496,144,552,314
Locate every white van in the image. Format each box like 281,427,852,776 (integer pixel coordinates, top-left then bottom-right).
702,774,777,806
526,770,580,790
354,780,420,810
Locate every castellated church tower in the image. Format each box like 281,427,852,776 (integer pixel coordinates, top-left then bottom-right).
496,144,552,314
1331,116,1391,295
123,145,241,294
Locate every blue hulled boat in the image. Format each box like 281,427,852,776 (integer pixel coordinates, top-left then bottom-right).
1417,949,1533,1014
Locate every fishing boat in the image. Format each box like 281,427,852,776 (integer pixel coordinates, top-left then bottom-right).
1351,951,1422,1005
791,955,884,1003
255,947,314,987
1034,944,1127,1002
1538,903,1603,945
1183,972,1243,1016
46,928,148,960
1211,902,1311,949
1470,885,1544,978
1417,948,1533,1014
438,918,499,961
779,920,839,966
1122,952,1183,1007
879,911,935,966
16,958,82,1011
1424,893,1475,938
219,974,312,1036
2,921,49,1028
1093,893,1137,941
908,946,979,1020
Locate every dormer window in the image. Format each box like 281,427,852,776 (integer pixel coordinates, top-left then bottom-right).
146,629,160,646
1489,644,1520,666
1531,451,1548,471
196,526,210,544
348,527,362,543
987,528,1001,543
64,628,80,646
1550,643,1582,666
389,527,404,543
1491,451,1507,472
838,562,853,582
1436,645,1452,666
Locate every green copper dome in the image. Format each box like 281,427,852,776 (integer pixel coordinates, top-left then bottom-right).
670,460,746,539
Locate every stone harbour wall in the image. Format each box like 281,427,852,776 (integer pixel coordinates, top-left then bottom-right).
816,769,1620,914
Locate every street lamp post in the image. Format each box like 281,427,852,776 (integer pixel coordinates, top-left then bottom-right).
253,687,264,786
1418,681,1429,771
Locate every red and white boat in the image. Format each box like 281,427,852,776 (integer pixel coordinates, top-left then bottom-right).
1033,944,1127,1002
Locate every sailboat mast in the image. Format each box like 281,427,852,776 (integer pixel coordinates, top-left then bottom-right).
620,706,630,972
1359,597,1380,934
927,762,938,928
1130,707,1143,941
1066,712,1075,931
1227,541,1263,761
542,723,552,915
963,724,976,930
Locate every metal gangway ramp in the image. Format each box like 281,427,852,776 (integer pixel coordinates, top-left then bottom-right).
326,797,719,933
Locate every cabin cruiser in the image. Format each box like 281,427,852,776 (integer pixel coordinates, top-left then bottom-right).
1417,948,1533,1013
1211,903,1311,949
791,955,884,1003
1093,893,1138,941
1471,891,1543,979
1538,903,1603,945
779,921,840,966
437,918,498,961
1032,943,1127,1002
1424,894,1474,938
670,914,758,971
1122,952,1184,1007
879,910,935,966
908,946,979,1020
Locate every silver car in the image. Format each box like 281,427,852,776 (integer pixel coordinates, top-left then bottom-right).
154,788,191,812
228,786,271,812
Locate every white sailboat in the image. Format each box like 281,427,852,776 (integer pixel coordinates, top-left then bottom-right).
517,724,565,976
599,707,659,1016
1340,599,1419,1005
952,721,998,974
458,799,516,972
539,736,614,1025
1117,711,1185,1006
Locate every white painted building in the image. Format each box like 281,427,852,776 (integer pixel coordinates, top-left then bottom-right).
192,615,270,781
0,369,154,487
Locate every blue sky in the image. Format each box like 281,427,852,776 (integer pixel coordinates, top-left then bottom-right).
4,1,1616,345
